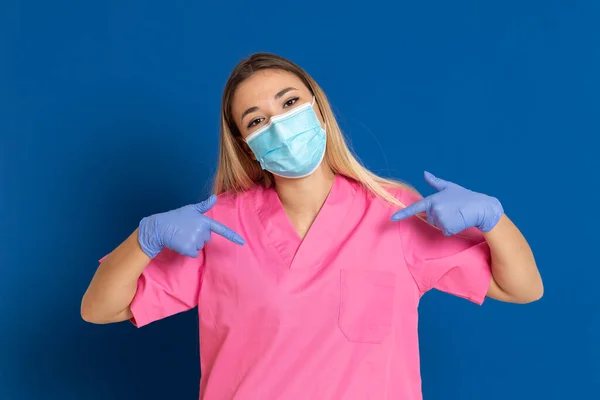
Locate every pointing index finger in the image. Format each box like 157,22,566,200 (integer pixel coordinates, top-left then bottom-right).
391,198,430,222
208,218,245,245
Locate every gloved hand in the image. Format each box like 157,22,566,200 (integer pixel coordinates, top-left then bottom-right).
138,194,245,258
391,171,504,236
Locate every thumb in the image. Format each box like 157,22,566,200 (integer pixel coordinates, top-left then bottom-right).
192,194,218,214
424,171,450,191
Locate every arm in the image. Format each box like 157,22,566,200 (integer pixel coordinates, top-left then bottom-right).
483,214,543,304
81,195,244,326
392,171,544,305
80,228,150,324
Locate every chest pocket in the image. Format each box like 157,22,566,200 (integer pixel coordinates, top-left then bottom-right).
338,269,397,344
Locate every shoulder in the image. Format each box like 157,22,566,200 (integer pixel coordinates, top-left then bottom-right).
357,176,424,210
386,184,423,206
204,185,262,219
342,176,424,226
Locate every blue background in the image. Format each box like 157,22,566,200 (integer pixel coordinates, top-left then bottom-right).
1,0,598,399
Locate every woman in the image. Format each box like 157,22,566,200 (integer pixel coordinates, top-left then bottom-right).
81,52,543,400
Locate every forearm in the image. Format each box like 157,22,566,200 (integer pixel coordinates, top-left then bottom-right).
483,214,543,303
81,228,151,324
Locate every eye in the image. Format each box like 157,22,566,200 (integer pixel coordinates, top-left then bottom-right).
247,117,264,129
283,97,299,108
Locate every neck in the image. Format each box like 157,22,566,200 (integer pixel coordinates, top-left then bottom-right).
273,164,336,217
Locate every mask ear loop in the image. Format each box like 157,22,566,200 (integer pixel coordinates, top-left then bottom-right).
311,95,326,133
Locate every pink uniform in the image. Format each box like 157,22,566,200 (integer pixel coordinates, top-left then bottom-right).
124,174,492,399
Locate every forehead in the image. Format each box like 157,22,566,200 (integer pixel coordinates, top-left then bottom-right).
232,69,308,111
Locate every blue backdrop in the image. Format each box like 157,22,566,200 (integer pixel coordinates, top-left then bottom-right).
1,1,598,399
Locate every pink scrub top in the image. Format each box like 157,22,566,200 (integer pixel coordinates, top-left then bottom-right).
121,174,492,400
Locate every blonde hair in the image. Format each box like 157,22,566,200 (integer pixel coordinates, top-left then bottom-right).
212,52,420,209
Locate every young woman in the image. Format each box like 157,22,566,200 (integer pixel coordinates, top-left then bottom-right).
81,52,543,400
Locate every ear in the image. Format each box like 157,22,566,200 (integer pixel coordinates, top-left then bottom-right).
237,137,256,160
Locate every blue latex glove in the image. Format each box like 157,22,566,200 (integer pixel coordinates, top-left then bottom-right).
391,171,504,235
138,194,245,258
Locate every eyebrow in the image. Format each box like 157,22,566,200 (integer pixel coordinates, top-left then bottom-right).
240,87,298,124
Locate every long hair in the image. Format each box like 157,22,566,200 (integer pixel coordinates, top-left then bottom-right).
212,52,419,209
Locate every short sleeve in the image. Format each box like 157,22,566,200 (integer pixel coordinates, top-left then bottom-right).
395,188,492,305
100,248,205,327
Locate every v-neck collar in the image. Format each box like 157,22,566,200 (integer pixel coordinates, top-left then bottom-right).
254,174,358,271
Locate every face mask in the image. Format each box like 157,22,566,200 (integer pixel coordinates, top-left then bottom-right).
244,97,326,179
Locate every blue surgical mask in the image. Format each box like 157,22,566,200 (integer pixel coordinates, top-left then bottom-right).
245,97,326,179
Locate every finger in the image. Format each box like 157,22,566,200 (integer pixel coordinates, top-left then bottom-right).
196,231,211,251
208,218,245,245
192,194,218,214
390,198,430,222
423,171,450,191
202,229,212,244
182,247,200,258
426,212,435,226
